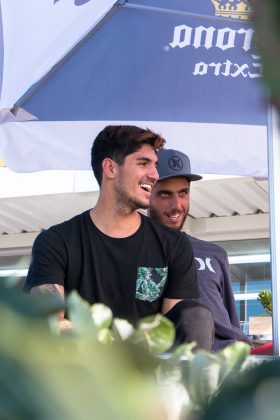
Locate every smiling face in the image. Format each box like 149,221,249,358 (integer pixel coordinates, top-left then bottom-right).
114,144,159,210
149,176,190,230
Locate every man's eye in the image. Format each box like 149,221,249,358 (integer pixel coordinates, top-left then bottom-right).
180,190,189,197
158,193,168,197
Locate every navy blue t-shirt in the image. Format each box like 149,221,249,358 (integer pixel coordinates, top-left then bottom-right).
188,235,251,350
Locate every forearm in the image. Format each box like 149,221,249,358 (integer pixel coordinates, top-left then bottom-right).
162,298,183,314
30,283,72,330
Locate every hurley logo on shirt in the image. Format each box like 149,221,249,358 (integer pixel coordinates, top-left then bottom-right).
195,257,216,273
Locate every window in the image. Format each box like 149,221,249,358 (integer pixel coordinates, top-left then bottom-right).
213,239,271,323
0,252,31,289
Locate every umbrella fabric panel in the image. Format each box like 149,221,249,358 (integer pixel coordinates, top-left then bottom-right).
0,0,116,108
128,0,214,15
0,120,267,176
19,5,267,126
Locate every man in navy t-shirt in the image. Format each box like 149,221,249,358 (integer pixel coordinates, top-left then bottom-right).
149,148,251,351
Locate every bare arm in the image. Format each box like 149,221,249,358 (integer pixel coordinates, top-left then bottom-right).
161,298,183,315
30,284,72,331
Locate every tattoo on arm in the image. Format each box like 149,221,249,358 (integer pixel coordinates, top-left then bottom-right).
30,283,64,298
30,284,65,318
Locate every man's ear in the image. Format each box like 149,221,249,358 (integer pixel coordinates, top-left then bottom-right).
102,158,118,180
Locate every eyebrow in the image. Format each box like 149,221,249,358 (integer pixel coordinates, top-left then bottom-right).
157,187,190,194
136,157,158,164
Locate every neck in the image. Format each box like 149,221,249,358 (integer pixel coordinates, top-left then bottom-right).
90,194,142,238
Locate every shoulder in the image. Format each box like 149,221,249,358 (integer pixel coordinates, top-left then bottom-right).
53,210,89,231
142,214,192,248
34,211,90,245
187,234,228,260
143,213,184,237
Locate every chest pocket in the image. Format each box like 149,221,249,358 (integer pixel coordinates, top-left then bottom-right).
135,267,168,302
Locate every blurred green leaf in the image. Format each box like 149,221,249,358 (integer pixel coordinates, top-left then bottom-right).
112,318,135,341
97,327,113,345
0,281,63,319
0,298,160,420
90,303,113,329
135,314,175,354
170,342,197,362
156,361,191,420
186,351,221,408
217,341,251,384
204,360,280,420
252,0,280,110
66,291,98,338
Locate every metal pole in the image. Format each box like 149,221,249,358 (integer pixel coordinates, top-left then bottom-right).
267,106,280,356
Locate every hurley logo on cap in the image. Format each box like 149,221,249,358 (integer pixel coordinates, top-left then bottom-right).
168,155,183,171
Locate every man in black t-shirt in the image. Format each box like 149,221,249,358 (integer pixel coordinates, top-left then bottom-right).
24,126,213,350
149,148,251,351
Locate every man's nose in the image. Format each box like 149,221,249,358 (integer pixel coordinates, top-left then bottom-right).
148,164,159,181
171,195,182,209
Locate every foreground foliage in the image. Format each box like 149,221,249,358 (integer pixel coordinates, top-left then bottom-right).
253,0,280,112
4,280,280,420
0,281,255,420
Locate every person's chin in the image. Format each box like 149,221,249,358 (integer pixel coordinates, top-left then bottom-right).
134,198,150,210
164,218,181,230
170,223,181,230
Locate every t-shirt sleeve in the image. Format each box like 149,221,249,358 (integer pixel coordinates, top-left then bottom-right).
221,252,241,328
163,233,199,299
23,228,67,292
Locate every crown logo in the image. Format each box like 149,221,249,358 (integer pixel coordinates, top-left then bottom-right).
210,0,253,20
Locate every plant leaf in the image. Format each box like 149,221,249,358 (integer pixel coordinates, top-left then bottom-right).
136,314,175,354
66,291,97,337
186,351,221,408
97,328,113,345
90,303,113,329
217,341,251,383
170,342,197,362
112,318,135,341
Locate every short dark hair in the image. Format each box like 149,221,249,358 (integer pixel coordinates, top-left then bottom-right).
91,125,165,186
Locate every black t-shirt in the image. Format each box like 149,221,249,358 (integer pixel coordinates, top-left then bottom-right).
24,211,198,322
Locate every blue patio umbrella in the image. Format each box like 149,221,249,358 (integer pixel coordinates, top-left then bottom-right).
0,0,268,176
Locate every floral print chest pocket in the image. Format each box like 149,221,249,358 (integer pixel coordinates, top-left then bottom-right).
136,267,168,302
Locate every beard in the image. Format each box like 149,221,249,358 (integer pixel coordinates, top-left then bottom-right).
120,193,149,211
149,205,188,231
114,179,150,211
